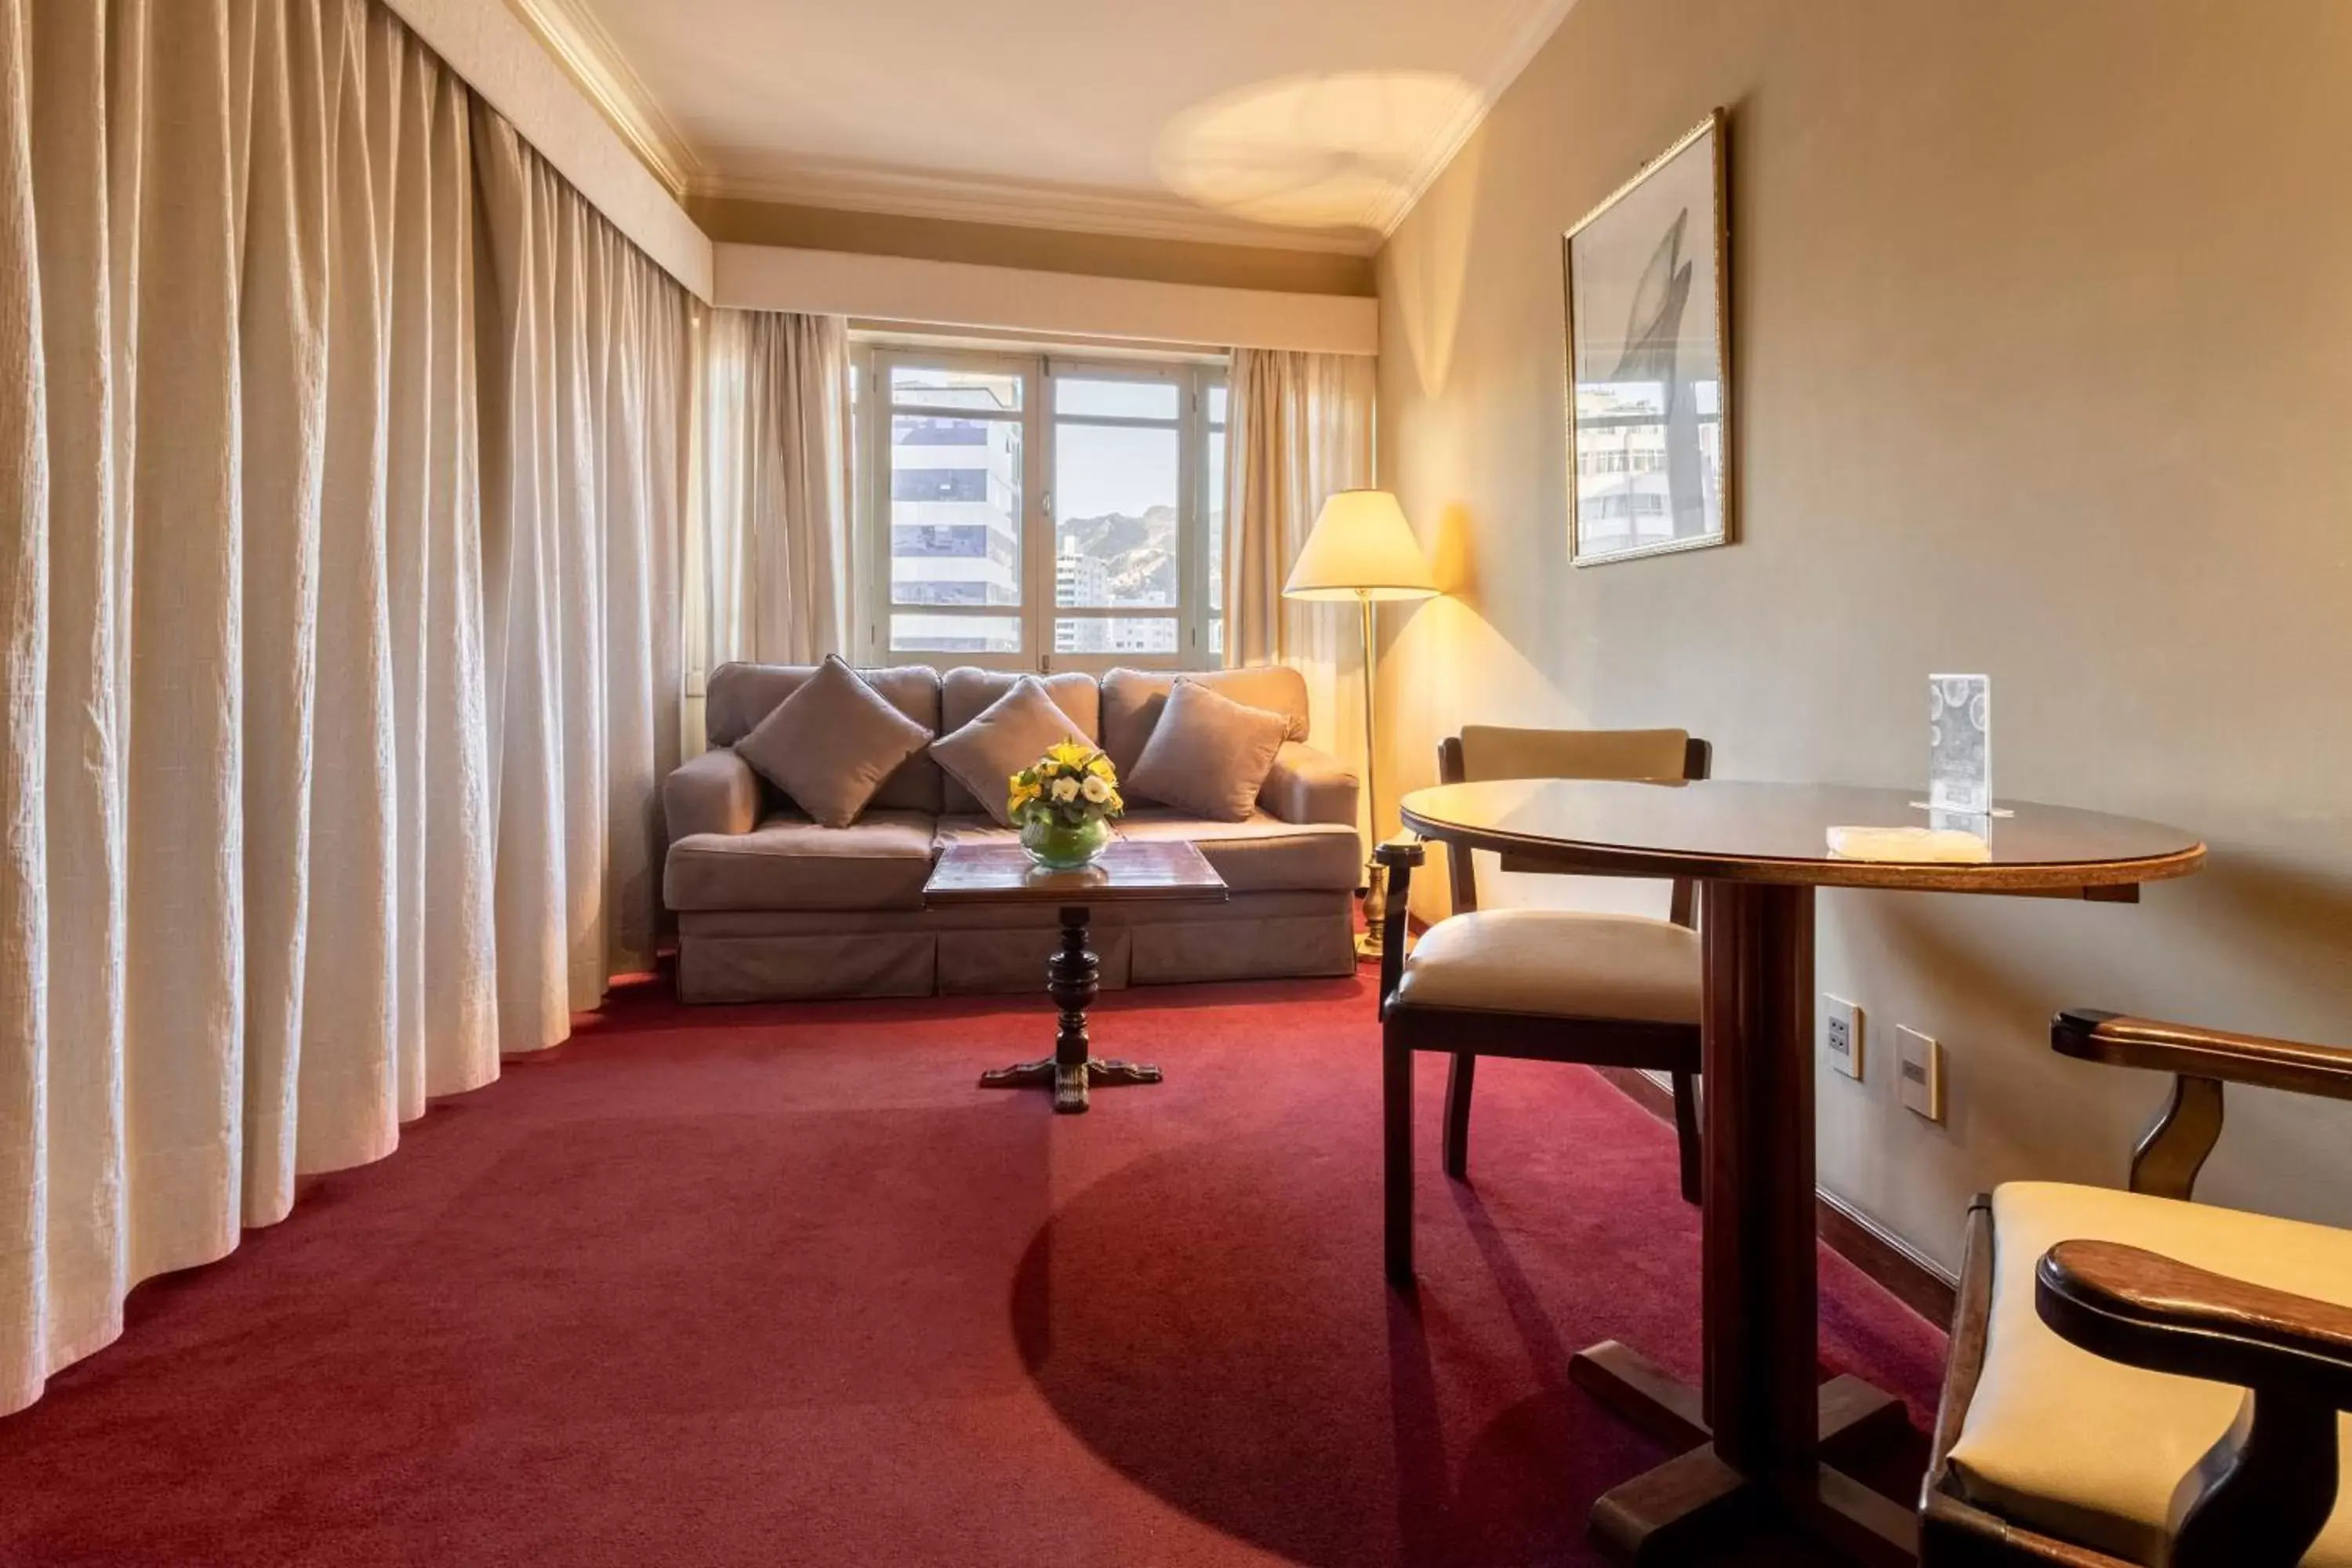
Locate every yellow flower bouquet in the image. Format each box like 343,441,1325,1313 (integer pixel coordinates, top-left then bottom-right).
1009,738,1123,869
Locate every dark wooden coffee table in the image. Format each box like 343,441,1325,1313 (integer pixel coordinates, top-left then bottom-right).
924,839,1229,1113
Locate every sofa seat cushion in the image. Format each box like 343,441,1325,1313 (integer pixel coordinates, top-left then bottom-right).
1947,1181,2352,1567
1109,808,1361,894
1392,909,1700,1022
665,810,940,913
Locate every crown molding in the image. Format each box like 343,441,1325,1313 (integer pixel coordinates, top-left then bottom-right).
690,156,1385,258
502,0,1577,252
503,0,699,198
1367,0,1581,236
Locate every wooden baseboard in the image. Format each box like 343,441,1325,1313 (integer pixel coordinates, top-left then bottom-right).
1592,1068,1958,1329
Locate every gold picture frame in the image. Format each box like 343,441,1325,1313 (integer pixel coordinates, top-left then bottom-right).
1563,109,1732,567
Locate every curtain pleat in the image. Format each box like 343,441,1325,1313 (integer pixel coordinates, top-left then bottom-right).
1223,347,1377,789
0,0,688,1417
118,0,246,1284
232,0,331,1220
1,0,60,1423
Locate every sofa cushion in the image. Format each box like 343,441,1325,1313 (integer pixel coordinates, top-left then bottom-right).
1100,666,1310,781
1126,678,1290,822
940,669,1099,816
735,655,935,829
1095,808,1361,894
931,677,1093,827
665,810,940,913
705,661,945,813
1947,1181,2352,1567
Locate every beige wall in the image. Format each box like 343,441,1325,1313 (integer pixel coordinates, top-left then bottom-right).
1374,0,2352,1274
691,196,1377,298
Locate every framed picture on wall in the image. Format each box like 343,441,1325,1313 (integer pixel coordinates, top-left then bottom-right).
1563,109,1731,566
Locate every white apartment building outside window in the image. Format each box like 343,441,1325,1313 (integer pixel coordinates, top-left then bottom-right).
1571,379,1723,554
853,346,1227,672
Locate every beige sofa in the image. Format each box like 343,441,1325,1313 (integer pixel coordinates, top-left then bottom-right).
661,662,1363,1003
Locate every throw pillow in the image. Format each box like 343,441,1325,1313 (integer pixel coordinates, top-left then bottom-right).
734,655,933,829
929,677,1092,827
1124,677,1289,823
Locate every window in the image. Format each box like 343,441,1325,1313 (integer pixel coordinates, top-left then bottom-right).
855,347,1227,670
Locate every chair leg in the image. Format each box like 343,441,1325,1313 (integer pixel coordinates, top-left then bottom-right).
1442,1052,1475,1180
1385,1033,1414,1286
1671,1071,1701,1206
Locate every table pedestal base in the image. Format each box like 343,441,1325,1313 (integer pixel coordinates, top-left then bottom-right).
976,904,1162,1115
976,1055,1163,1114
1569,1341,1918,1565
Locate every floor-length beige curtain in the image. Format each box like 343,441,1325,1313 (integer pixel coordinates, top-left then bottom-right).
0,0,687,1417
1223,347,1377,810
470,109,688,1044
691,308,851,683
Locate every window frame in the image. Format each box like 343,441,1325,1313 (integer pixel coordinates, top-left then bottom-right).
852,343,1227,673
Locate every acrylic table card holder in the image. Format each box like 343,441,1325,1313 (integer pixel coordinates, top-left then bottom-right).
1925,673,1998,837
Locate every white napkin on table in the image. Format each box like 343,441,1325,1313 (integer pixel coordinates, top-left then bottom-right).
1825,825,1991,864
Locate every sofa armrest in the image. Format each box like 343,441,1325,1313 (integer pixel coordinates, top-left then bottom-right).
664,747,760,840
1259,741,1360,829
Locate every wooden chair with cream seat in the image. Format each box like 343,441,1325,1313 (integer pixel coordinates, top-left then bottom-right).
1373,725,1710,1287
1922,1008,2352,1567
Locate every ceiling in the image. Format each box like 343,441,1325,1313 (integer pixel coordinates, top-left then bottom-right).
510,0,1579,255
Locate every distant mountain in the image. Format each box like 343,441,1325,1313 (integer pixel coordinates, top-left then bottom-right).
1058,504,1178,606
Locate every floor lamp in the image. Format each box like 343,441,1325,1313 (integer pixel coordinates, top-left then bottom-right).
1281,488,1439,961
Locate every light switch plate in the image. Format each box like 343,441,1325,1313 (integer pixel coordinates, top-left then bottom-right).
1898,1026,1943,1122
1823,995,1863,1081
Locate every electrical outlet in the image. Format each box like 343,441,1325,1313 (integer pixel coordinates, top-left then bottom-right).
1822,994,1863,1081
1898,1026,1944,1122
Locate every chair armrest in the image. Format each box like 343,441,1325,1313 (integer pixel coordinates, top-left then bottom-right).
1259,741,1360,829
2038,1240,2352,1409
663,747,760,840
2054,1009,2352,1101
1374,838,1425,1014
2040,1239,2352,1566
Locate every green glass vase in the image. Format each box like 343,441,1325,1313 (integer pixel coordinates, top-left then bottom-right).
1019,815,1111,872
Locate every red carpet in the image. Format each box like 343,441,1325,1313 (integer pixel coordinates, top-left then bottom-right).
0,971,1944,1566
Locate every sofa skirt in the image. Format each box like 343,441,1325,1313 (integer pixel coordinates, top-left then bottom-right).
674,891,1356,1004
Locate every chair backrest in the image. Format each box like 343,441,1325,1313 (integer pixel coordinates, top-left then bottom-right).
1438,725,1711,924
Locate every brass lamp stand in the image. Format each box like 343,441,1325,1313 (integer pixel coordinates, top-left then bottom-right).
1279,489,1440,963
1351,587,1391,960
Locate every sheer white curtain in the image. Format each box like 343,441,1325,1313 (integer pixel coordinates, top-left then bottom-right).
0,0,687,1417
1223,348,1377,803
691,309,851,687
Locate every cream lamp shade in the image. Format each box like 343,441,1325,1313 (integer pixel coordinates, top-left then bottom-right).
1282,488,1439,602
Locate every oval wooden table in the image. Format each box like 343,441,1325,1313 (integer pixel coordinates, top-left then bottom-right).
1395,779,2206,1565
